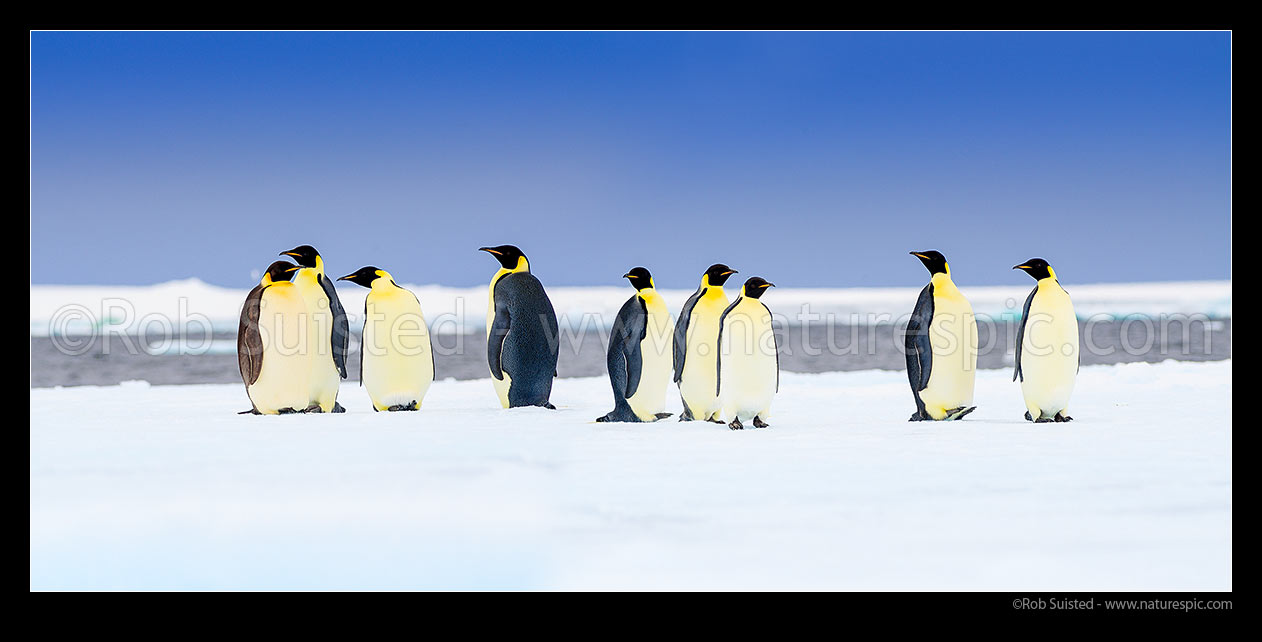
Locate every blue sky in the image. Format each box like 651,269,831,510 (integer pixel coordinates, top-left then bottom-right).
30,31,1230,288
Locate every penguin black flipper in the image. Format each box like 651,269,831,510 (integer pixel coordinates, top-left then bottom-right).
762,301,779,393
1063,284,1080,374
622,296,648,399
358,296,366,386
488,297,511,381
237,283,266,387
904,283,934,415
1013,286,1037,382
672,286,704,384
490,272,560,407
714,297,741,396
358,295,368,385
405,288,436,382
319,273,350,379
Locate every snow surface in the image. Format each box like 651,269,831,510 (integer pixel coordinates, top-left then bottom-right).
30,279,1232,337
30,360,1231,590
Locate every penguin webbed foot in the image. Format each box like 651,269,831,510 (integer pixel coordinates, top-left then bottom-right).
238,408,261,415
1024,411,1033,422
303,404,324,414
945,406,976,421
678,407,695,422
1054,412,1073,422
332,402,346,414
909,411,926,422
753,416,769,428
387,401,418,411
707,416,725,424
595,410,639,423
1034,417,1054,423
278,407,300,414
729,418,744,431
654,412,673,421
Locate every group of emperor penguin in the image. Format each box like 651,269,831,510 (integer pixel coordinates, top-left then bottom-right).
478,246,780,429
904,250,1079,423
237,243,1079,426
597,263,779,430
237,244,434,414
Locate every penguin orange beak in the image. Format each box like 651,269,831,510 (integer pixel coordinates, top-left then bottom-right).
910,252,930,260
478,247,502,256
280,251,299,258
761,282,775,288
336,274,352,281
286,265,301,273
722,270,737,276
622,273,633,279
1013,264,1030,270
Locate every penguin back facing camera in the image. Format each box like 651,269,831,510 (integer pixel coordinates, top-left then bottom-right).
479,245,560,409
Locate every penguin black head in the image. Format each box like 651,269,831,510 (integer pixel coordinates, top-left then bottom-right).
280,244,322,268
338,266,384,288
622,267,654,291
1013,258,1054,281
742,276,775,299
478,245,528,271
703,263,738,287
910,250,949,276
263,260,299,284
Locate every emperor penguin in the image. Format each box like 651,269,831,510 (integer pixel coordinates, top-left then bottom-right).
279,244,349,413
672,263,738,422
904,250,979,421
479,245,560,409
237,261,308,415
1013,258,1079,423
339,266,435,412
716,276,779,430
597,267,675,423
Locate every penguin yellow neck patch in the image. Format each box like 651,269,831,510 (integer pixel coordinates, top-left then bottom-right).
930,272,965,299
700,277,727,297
490,257,530,291
371,270,397,289
293,267,320,287
637,287,662,304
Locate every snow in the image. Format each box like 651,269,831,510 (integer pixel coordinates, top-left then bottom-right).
30,360,1231,590
30,279,1232,337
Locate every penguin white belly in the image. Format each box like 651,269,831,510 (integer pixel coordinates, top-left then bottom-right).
1020,287,1079,418
247,284,309,414
719,305,777,422
625,298,673,421
295,272,341,412
486,283,512,408
918,290,978,419
679,296,727,419
364,292,434,411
